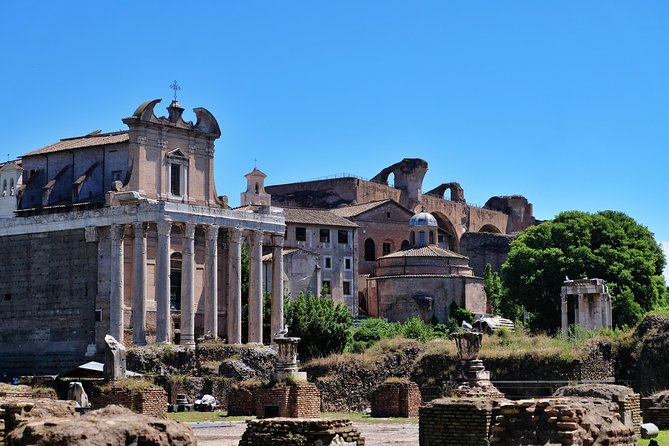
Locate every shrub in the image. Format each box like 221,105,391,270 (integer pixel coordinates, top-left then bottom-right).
284,291,352,360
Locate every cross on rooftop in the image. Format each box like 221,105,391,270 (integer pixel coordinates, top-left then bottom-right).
170,80,181,101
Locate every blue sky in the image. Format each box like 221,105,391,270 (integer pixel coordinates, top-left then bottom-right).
1,1,667,278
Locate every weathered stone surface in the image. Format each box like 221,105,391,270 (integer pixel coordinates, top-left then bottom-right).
104,334,127,381
239,418,364,446
6,404,196,446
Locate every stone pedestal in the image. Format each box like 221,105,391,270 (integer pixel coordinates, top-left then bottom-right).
272,337,306,381
447,332,503,397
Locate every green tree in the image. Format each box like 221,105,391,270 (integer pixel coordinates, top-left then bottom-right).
284,291,352,360
484,263,506,316
503,210,667,331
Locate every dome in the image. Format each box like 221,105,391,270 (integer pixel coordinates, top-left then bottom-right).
409,211,438,227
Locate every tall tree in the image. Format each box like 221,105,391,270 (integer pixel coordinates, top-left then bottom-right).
503,210,667,330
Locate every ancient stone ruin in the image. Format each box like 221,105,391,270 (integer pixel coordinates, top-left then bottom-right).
103,334,127,381
561,278,613,333
446,331,503,397
641,389,669,429
5,405,195,446
239,418,364,446
370,379,421,418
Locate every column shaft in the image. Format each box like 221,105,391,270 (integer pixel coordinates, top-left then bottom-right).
248,230,264,343
561,296,568,335
205,225,219,338
271,235,284,342
156,221,172,343
132,223,147,345
181,223,196,348
110,225,125,344
227,227,243,344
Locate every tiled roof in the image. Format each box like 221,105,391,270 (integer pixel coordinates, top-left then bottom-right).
22,131,129,157
330,199,395,218
380,245,467,259
283,207,358,228
262,248,298,262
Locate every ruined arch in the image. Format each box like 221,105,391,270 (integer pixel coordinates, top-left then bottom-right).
425,182,465,203
431,212,460,253
479,224,502,234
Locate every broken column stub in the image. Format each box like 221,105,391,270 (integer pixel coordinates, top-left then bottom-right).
273,337,307,381
103,334,127,381
447,332,503,397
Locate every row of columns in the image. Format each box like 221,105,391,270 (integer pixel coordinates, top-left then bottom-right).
560,293,613,333
109,222,284,348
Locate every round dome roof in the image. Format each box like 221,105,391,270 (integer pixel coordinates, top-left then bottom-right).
409,211,438,227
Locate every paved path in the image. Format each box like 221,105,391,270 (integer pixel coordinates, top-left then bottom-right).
191,420,419,446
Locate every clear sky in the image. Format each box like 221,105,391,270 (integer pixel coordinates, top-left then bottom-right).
1,1,667,278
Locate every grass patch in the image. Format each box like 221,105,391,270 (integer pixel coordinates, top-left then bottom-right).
638,430,669,445
167,411,253,423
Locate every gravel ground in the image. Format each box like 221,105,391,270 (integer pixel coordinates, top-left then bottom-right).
191,420,419,446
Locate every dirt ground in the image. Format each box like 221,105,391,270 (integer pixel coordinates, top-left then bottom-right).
191,420,419,446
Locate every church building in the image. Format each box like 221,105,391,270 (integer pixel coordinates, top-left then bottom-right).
0,98,286,376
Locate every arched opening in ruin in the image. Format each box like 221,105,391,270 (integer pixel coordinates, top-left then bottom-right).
431,212,460,253
364,238,376,261
387,172,395,188
479,224,502,234
401,239,410,250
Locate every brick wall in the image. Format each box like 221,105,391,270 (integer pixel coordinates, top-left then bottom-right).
641,391,669,429
419,398,494,446
0,229,98,376
239,418,364,446
491,398,636,446
93,382,167,418
254,382,320,419
228,386,256,416
371,380,421,418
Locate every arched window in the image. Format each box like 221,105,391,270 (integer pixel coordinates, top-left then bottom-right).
429,231,434,245
401,240,410,250
255,182,259,194
1,179,6,196
419,231,426,246
410,231,415,246
9,178,14,196
364,238,376,261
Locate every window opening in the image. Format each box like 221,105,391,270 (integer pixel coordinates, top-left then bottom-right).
295,227,306,241
364,238,376,261
343,281,351,296
338,230,348,244
320,229,330,243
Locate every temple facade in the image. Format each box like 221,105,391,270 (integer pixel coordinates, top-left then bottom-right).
0,99,286,376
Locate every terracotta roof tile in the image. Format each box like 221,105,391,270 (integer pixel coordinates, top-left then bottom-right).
22,131,129,157
283,207,358,228
380,245,467,259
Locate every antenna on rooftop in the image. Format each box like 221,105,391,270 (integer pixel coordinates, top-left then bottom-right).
169,80,181,101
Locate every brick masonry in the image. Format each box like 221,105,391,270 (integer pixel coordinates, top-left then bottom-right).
0,229,99,376
419,397,494,446
239,418,365,446
254,382,320,419
93,382,167,418
228,385,256,416
371,380,421,418
641,390,669,429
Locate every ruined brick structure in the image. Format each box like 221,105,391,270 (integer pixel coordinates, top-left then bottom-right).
641,390,669,429
370,380,421,418
419,398,495,446
93,381,168,418
254,382,320,419
239,418,365,446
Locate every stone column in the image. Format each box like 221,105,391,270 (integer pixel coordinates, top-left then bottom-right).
561,295,568,335
181,223,196,348
132,222,147,345
592,293,602,331
248,230,263,344
110,225,125,344
576,293,584,326
271,235,284,342
227,227,243,344
205,225,219,338
156,220,172,343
